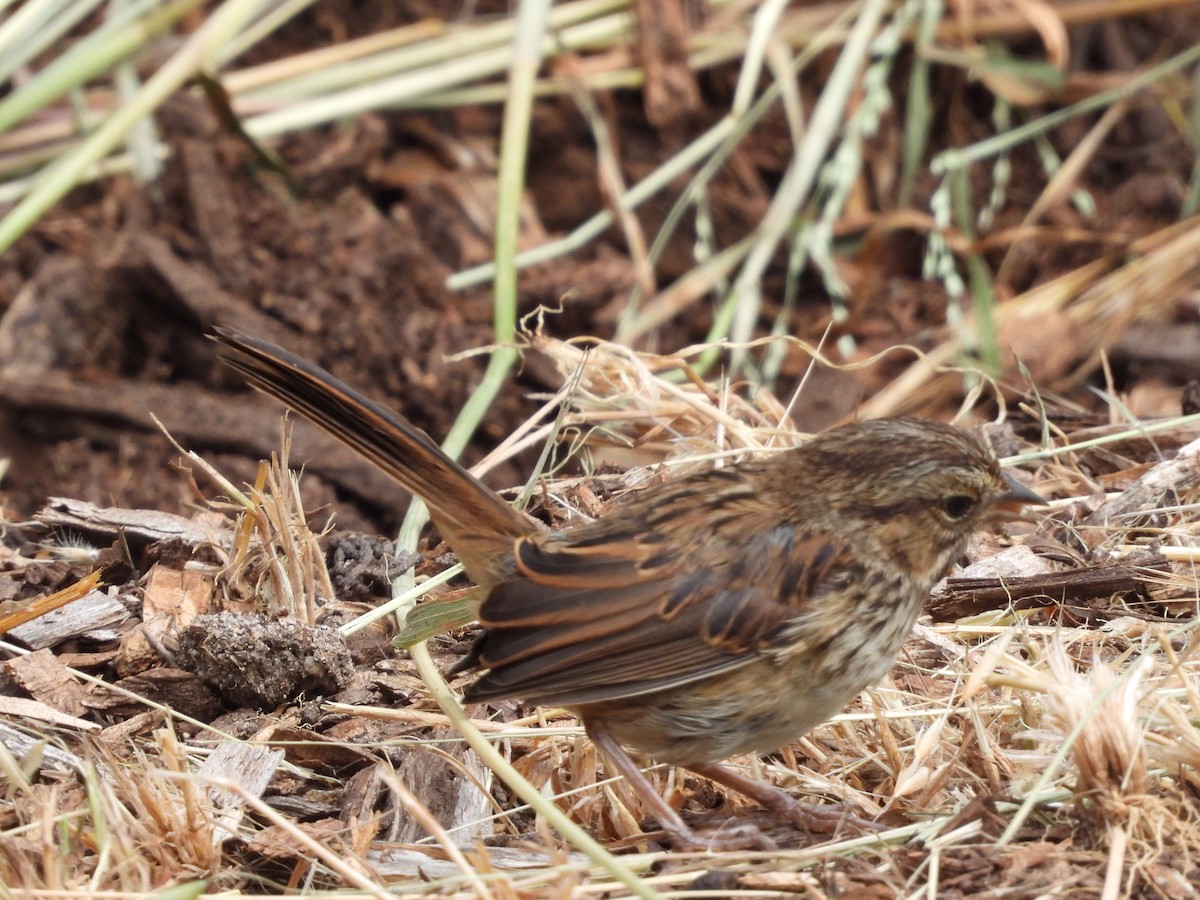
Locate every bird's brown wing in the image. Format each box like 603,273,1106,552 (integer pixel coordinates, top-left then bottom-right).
461,519,847,707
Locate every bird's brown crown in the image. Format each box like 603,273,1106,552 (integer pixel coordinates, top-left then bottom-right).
772,417,1008,581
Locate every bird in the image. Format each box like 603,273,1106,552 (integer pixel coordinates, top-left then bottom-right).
210,327,1043,849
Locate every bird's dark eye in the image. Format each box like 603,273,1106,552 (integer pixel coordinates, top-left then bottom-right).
940,494,975,520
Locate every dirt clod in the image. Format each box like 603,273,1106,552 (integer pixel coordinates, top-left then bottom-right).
176,611,353,708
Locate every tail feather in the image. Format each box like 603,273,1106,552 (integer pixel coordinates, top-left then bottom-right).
210,328,539,581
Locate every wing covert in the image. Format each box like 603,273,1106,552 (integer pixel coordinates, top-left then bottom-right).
462,521,850,707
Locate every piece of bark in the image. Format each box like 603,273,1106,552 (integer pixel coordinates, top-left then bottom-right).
368,845,588,879
253,722,377,774
937,544,1059,586
95,710,166,746
316,603,397,668
0,695,97,732
126,233,289,341
336,729,492,846
1083,436,1200,530
634,0,700,127
200,709,272,742
117,564,218,677
4,648,88,716
1183,382,1200,416
144,564,217,620
0,719,84,772
1112,322,1200,382
83,667,223,721
0,569,103,635
1,357,411,510
199,741,285,844
0,256,124,375
178,139,249,294
931,553,1170,621
56,649,120,669
6,588,131,650
115,623,173,678
266,793,342,821
36,498,233,549
341,764,394,849
243,818,351,870
383,727,492,845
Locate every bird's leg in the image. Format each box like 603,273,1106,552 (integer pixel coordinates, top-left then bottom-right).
585,722,774,851
687,761,883,835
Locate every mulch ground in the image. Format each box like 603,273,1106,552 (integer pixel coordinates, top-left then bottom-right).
3,3,1200,896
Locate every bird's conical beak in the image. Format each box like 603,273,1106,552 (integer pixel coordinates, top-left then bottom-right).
994,472,1045,519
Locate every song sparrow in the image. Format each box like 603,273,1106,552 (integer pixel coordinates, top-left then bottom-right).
212,328,1042,849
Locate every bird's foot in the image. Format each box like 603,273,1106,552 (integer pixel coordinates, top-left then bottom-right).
688,761,885,836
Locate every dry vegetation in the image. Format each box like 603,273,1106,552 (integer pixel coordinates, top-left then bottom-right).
3,1,1200,898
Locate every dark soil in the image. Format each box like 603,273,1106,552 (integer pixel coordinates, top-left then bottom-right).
2,8,1198,535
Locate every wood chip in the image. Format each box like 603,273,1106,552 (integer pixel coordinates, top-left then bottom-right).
36,498,233,548
1084,436,1200,528
347,728,492,845
198,741,285,844
6,588,131,650
252,722,377,772
368,845,587,879
0,695,97,731
931,553,1171,620
3,648,88,716
95,711,166,746
0,720,83,772
55,649,119,668
83,667,222,720
0,569,103,636
145,563,216,620
117,564,219,677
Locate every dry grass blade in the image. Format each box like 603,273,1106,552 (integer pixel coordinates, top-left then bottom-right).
861,215,1200,418
216,431,335,623
0,725,222,892
0,569,103,637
